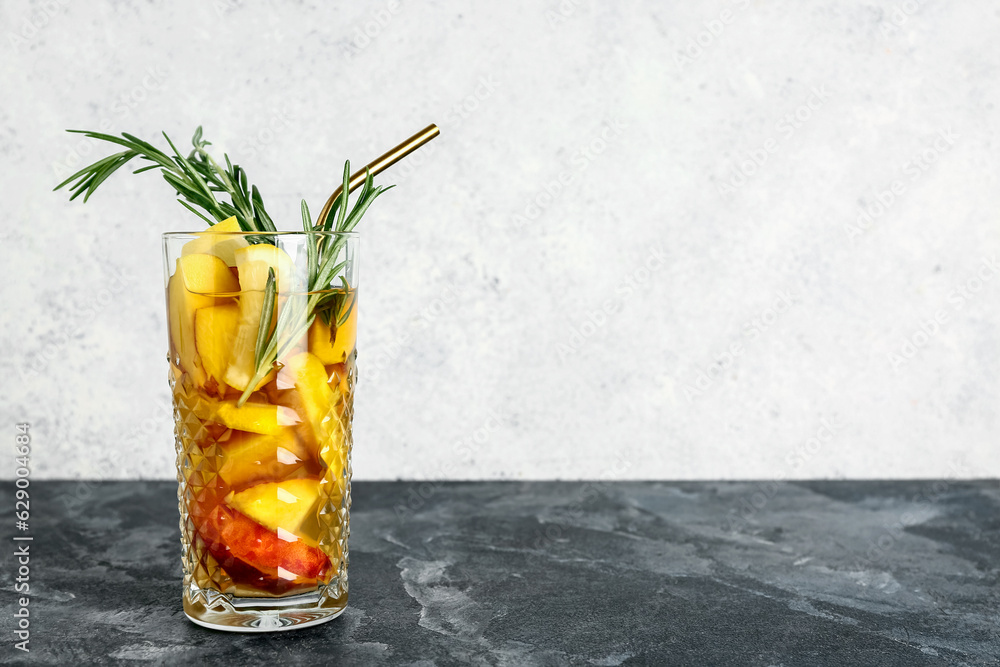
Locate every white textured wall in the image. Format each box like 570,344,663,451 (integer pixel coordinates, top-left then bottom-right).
2,0,997,480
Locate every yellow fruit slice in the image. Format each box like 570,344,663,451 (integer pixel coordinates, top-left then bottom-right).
167,261,214,386
224,244,298,392
218,429,311,490
181,216,248,267
307,318,337,364
331,303,357,362
178,391,297,436
194,303,240,388
178,253,240,295
277,352,346,480
225,478,323,545
214,400,300,436
235,243,296,291
168,255,238,387
306,297,357,365
277,352,338,440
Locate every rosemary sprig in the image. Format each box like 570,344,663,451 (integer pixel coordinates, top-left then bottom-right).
235,175,389,405
56,126,391,407
253,268,276,368
54,127,276,238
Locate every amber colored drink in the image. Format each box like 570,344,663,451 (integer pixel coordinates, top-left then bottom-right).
163,224,358,631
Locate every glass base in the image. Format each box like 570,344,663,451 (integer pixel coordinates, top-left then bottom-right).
183,585,347,632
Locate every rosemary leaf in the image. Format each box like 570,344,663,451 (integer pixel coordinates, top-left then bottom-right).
312,257,347,297
55,150,132,192
320,191,341,233
253,268,276,368
343,184,394,232
301,199,317,287
177,200,215,226
336,278,356,327
163,132,215,202
252,185,277,233
67,130,171,169
334,161,350,232
121,132,173,165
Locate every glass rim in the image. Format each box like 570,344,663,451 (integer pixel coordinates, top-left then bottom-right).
162,230,360,239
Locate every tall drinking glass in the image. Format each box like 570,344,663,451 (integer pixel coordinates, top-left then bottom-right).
162,228,357,631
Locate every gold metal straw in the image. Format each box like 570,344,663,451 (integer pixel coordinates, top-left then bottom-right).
317,123,440,228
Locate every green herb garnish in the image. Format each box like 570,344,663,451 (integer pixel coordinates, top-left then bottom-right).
56,127,391,405
55,126,279,238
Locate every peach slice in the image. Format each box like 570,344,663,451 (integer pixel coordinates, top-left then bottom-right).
182,391,299,436
178,253,240,295
307,303,357,365
167,271,207,384
225,478,323,545
213,400,300,436
167,255,234,386
194,302,240,390
277,352,347,479
218,429,311,490
308,318,338,365
201,505,329,580
224,244,298,392
331,303,357,362
181,216,248,267
277,352,339,440
167,254,237,385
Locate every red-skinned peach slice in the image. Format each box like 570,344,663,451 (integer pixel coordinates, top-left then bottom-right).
201,505,329,580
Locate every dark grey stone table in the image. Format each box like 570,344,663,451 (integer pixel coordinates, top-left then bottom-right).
1,481,997,665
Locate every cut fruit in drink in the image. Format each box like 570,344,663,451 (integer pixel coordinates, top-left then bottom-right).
277,352,340,443
332,303,358,361
214,400,300,436
307,305,357,365
308,318,338,365
200,505,329,580
181,216,249,267
194,302,240,391
275,353,347,481
224,244,298,392
178,253,241,295
168,257,235,386
218,429,312,490
205,549,317,595
235,243,297,292
225,478,324,546
180,389,299,436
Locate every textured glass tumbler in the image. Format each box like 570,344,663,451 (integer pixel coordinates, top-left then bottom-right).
162,229,358,631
